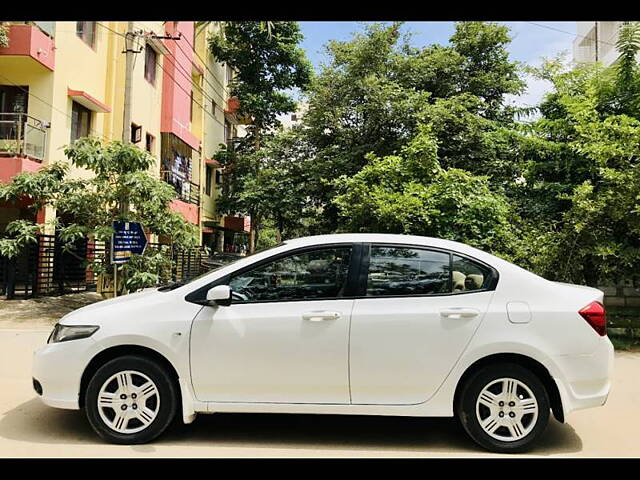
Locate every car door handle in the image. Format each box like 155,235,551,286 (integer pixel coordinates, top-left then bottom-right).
440,308,480,319
302,311,341,322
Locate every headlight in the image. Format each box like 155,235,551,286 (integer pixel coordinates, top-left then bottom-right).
48,324,99,344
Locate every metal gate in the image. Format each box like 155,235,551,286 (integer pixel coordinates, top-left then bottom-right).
0,234,106,299
0,236,207,299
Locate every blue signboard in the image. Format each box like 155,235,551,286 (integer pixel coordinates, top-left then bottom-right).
111,221,148,264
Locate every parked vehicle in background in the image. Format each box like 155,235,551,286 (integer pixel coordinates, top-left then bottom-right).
32,234,613,453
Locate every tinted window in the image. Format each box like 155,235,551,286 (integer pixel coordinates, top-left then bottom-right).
452,255,491,292
367,247,450,296
229,247,352,303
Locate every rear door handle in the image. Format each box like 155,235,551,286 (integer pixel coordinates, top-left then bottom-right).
302,311,341,322
440,308,480,319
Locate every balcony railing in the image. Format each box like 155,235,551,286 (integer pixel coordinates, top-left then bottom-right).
161,170,200,206
0,113,47,161
0,23,56,70
3,22,55,38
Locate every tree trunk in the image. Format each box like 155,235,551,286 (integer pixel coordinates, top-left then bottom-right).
276,213,283,244
248,212,259,254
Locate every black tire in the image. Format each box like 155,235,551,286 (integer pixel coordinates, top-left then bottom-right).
456,363,550,453
85,355,178,444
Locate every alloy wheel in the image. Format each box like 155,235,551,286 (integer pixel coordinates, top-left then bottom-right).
475,377,539,442
97,370,160,434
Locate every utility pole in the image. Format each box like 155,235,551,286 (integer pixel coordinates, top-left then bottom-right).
122,21,136,144
114,22,138,297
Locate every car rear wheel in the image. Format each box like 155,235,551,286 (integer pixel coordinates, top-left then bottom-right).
85,355,178,444
457,363,550,453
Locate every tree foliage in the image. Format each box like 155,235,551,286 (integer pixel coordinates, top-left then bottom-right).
224,21,640,288
0,138,199,291
209,21,312,251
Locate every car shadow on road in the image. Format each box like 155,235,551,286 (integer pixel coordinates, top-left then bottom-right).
0,397,582,456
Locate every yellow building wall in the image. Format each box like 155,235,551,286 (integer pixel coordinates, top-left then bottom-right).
1,21,235,244
102,21,165,178
46,21,111,180
0,56,54,136
196,22,227,227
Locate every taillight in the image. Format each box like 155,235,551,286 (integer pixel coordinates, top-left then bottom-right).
578,301,607,336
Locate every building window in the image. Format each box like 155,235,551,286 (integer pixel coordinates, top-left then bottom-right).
225,65,233,88
145,133,155,154
144,44,157,85
131,123,142,144
215,170,222,185
190,91,194,122
224,120,231,144
71,101,92,142
205,165,212,196
76,22,96,48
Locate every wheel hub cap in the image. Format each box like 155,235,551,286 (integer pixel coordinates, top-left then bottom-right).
475,377,539,442
97,370,160,434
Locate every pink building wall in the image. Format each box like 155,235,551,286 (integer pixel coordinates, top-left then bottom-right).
161,21,200,150
0,24,55,71
0,156,43,183
169,199,199,225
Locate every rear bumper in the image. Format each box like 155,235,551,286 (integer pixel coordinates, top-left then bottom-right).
553,336,614,415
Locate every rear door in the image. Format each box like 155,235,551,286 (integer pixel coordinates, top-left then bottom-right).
349,244,496,405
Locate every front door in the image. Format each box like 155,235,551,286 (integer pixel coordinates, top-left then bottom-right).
349,245,495,405
190,245,354,404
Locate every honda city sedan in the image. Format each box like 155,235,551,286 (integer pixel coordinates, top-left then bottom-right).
32,233,613,452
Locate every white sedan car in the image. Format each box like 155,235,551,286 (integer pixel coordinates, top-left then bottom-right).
32,233,613,452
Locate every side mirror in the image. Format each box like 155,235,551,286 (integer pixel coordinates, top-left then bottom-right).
206,285,232,306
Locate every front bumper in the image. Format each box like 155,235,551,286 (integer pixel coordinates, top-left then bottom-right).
32,335,101,410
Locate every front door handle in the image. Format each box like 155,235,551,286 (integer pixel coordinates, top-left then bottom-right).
440,308,480,319
302,311,341,322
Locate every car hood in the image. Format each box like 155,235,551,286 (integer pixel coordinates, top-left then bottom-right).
59,288,162,325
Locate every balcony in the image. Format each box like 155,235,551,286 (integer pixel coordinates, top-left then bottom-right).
0,23,55,71
224,96,251,125
0,113,47,160
161,170,200,206
0,113,46,182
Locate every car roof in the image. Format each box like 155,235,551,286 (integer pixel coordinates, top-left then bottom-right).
284,233,476,253
282,233,519,271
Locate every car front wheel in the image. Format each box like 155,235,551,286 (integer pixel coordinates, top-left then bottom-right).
85,355,178,444
457,363,550,453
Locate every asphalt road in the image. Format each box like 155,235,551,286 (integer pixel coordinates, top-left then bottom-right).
0,327,638,458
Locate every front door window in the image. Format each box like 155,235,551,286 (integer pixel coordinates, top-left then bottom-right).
229,247,352,303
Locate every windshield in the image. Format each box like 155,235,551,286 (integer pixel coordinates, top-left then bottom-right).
157,243,286,291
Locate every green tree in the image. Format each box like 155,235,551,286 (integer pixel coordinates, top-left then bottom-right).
0,24,9,49
449,22,526,119
0,138,199,292
333,125,520,258
275,21,528,233
209,21,312,251
520,40,640,285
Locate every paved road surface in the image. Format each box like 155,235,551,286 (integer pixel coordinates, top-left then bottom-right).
0,328,638,457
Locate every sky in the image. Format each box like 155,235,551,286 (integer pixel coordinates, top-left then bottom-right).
296,21,577,108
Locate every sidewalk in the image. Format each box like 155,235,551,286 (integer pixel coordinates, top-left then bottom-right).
0,293,104,329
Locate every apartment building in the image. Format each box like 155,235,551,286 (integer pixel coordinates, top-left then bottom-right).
0,21,248,253
573,21,624,66
278,101,308,131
